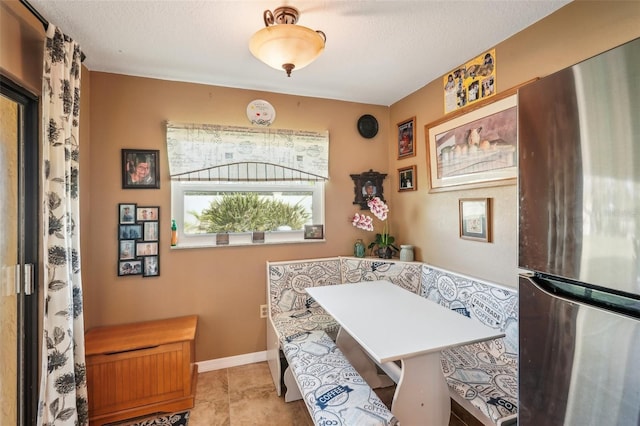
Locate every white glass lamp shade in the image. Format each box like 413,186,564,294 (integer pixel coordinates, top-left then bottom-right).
249,24,325,75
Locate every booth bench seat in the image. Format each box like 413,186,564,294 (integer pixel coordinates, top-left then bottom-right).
272,305,340,342
266,257,519,426
266,257,423,398
282,330,398,426
421,265,518,426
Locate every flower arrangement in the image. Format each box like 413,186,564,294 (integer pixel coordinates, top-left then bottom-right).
352,197,398,258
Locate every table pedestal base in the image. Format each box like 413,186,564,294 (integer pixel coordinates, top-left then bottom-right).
336,329,395,389
393,352,451,426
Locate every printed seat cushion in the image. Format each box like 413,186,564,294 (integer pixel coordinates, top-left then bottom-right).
268,258,343,316
419,265,519,358
441,341,518,424
341,258,423,294
283,330,398,426
272,306,340,341
420,264,519,423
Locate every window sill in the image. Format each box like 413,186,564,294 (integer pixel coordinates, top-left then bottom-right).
170,239,326,250
170,229,327,249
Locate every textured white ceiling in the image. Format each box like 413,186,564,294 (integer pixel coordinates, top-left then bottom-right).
28,0,570,106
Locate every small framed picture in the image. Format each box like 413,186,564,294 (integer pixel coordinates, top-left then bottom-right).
122,149,160,189
459,198,491,242
144,221,159,241
119,224,142,240
304,224,324,240
143,256,159,277
398,165,417,192
118,260,142,276
119,240,136,260
397,116,416,159
119,203,136,224
136,241,158,256
252,231,265,244
216,233,230,246
136,206,159,221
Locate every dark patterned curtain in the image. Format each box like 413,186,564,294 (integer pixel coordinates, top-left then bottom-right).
37,24,88,426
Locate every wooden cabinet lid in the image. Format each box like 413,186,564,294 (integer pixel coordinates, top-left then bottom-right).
85,315,197,356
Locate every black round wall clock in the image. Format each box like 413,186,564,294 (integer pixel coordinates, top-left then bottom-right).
357,114,379,139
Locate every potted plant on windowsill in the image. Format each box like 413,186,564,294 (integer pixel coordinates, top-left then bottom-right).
351,197,399,259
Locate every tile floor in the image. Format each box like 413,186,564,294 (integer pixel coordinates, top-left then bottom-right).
187,361,481,426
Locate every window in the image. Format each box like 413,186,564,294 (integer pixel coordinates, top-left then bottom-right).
166,122,329,248
171,180,325,247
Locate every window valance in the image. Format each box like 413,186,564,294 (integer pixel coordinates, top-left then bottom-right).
166,122,329,181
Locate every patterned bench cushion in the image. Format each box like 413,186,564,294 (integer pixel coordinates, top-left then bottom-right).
441,342,518,423
272,306,340,341
283,330,398,426
268,258,342,316
420,265,518,424
341,258,422,294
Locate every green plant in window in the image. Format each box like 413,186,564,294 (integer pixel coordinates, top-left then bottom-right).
195,193,310,233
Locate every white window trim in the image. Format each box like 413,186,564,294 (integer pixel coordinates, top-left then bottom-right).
171,180,325,249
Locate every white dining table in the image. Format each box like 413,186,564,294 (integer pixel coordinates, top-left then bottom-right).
306,280,504,426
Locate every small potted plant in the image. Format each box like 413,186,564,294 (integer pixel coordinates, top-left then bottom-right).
351,197,399,258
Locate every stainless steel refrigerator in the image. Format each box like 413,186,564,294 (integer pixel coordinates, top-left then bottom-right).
518,37,640,426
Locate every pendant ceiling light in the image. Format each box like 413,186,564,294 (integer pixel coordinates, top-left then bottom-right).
249,6,326,77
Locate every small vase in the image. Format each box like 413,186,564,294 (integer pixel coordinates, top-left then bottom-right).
354,239,365,258
400,245,414,262
377,247,393,259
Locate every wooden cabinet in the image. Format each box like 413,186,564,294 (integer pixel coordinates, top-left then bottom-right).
85,316,198,425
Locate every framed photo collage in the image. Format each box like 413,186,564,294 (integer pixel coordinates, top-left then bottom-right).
118,203,160,277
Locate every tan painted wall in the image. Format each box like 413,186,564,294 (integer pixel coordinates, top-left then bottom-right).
85,73,390,360
388,1,640,288
1,0,44,94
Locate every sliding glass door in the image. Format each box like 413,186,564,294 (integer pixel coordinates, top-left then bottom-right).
0,76,39,426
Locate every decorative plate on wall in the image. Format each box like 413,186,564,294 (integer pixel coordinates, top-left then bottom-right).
247,99,276,126
357,114,378,139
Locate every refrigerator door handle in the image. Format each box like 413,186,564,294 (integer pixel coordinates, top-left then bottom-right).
529,272,640,320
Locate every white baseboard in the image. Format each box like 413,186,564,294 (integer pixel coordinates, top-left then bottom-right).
197,350,267,372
